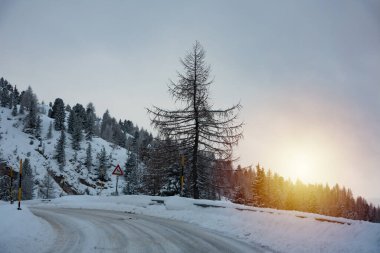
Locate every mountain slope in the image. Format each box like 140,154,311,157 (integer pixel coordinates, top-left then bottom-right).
0,105,131,198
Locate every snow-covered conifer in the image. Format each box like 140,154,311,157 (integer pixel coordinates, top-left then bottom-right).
39,172,54,199
97,146,108,181
11,103,17,116
85,103,96,141
55,130,66,165
71,113,83,150
35,115,42,139
72,103,86,129
0,87,10,107
85,142,92,172
22,158,34,200
51,98,66,131
20,86,37,111
67,109,75,134
24,99,38,135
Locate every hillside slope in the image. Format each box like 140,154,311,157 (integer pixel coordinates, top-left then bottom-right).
0,105,132,197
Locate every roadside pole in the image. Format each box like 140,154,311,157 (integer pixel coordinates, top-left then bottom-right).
115,175,119,196
180,155,184,196
17,159,22,210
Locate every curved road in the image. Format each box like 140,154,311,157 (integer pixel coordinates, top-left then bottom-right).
31,207,268,253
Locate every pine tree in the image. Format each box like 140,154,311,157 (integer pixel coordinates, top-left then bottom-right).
97,146,108,181
143,140,165,195
264,169,273,207
8,88,13,109
147,41,243,199
125,132,141,191
143,137,181,196
100,110,112,140
67,109,75,134
11,103,17,116
124,152,139,194
233,185,246,204
55,130,66,166
46,122,53,139
0,87,10,107
39,172,54,199
112,123,126,147
19,104,25,114
72,103,86,129
24,99,38,135
0,166,18,201
51,98,66,131
71,113,83,150
85,103,96,141
35,115,42,139
252,164,266,207
85,142,92,172
20,86,37,111
22,158,34,200
13,85,20,104
285,182,296,210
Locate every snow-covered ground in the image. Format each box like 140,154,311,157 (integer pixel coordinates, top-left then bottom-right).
1,195,379,253
0,201,55,253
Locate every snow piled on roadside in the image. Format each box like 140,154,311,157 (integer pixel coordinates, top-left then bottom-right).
0,201,54,253
27,195,380,253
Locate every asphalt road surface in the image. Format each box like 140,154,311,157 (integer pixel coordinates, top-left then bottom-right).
31,207,269,253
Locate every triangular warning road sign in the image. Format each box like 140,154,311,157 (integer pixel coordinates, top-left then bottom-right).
112,164,124,176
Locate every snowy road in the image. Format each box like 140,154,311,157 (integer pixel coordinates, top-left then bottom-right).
31,207,268,253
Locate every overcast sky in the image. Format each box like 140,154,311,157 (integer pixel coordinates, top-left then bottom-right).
1,0,379,199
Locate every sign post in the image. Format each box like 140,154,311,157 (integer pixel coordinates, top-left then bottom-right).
17,159,23,210
112,164,124,196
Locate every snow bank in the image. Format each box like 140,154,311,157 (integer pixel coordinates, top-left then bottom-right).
0,201,54,253
28,195,380,253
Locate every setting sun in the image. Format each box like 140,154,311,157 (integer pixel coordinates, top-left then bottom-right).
288,152,317,183
273,137,335,184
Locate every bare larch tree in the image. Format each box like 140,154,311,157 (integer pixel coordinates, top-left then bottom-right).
148,41,243,199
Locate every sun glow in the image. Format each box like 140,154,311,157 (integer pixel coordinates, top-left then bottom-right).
288,152,317,183
277,141,332,184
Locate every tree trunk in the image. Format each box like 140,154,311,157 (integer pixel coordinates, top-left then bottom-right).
192,55,199,199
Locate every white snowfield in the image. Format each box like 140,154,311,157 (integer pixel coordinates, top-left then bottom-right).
1,195,379,253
